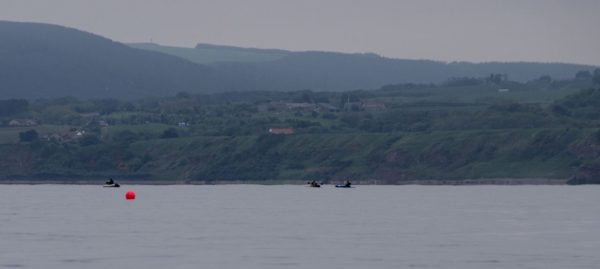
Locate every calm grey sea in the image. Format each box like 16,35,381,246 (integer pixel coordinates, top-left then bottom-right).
1,185,599,269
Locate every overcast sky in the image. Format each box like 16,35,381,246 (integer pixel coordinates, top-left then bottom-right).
1,0,599,65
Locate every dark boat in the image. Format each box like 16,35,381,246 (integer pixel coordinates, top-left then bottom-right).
307,181,321,188
335,181,352,188
103,178,120,188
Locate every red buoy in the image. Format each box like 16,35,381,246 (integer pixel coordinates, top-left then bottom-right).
125,190,136,200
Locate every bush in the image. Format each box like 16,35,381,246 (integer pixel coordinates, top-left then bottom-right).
160,128,179,139
79,134,101,146
19,129,38,142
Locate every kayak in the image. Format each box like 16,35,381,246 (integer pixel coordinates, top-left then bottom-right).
307,181,321,187
335,185,352,188
103,184,120,188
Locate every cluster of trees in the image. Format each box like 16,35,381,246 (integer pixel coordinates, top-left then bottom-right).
0,99,28,116
553,88,600,119
19,129,38,142
3,72,599,142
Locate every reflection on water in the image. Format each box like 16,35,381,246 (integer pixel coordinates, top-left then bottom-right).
1,185,599,269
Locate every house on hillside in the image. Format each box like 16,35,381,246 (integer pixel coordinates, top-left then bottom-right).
9,119,38,127
317,103,340,112
260,102,320,113
361,100,386,111
268,128,294,135
60,128,86,141
41,133,62,142
41,129,85,142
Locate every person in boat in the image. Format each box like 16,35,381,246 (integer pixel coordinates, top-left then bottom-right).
344,180,352,187
106,178,114,185
309,180,320,187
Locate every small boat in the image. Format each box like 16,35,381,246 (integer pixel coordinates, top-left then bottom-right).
335,181,352,188
103,178,119,188
307,181,321,188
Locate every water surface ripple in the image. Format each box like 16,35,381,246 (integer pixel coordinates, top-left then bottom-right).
1,185,599,269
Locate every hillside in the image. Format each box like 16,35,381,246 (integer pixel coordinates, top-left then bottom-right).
1,21,596,100
133,43,598,91
0,21,224,99
1,76,600,183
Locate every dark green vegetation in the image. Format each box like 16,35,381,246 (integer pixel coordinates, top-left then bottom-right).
2,73,600,184
133,42,598,92
1,21,597,99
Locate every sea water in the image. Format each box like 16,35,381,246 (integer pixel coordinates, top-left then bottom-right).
0,185,599,269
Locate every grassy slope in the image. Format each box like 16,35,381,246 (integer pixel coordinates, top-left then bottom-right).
118,128,583,182
1,83,597,183
129,43,288,64
0,126,589,182
0,125,71,144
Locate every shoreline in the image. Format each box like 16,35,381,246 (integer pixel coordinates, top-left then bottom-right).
0,178,569,185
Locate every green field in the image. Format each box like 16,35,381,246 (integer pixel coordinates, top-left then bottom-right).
130,43,288,64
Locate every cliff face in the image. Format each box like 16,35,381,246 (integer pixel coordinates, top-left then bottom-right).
566,135,600,184
0,145,33,176
568,164,600,184
0,128,595,184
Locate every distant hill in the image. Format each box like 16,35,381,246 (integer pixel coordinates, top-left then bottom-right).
130,42,290,64
0,21,597,100
134,43,598,91
0,21,224,99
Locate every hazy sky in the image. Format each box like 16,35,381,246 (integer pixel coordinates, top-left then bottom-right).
1,0,599,65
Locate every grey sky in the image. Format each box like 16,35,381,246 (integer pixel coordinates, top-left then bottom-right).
1,0,599,65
